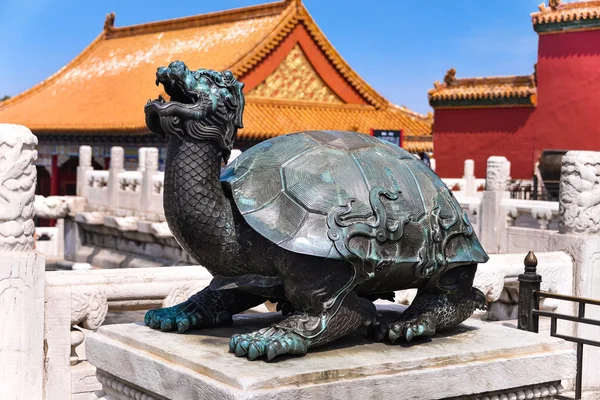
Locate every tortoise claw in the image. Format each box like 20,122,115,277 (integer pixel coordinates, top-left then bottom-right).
387,315,436,343
229,328,308,361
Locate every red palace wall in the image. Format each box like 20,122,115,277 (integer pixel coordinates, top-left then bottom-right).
433,29,600,179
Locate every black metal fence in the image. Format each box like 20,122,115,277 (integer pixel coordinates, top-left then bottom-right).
518,251,600,400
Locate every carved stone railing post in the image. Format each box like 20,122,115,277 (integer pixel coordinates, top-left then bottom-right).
107,146,125,210
479,156,510,253
430,157,436,172
547,150,600,390
463,159,476,197
485,156,509,192
70,289,108,365
0,123,45,399
44,281,109,399
77,145,93,197
141,147,159,217
137,147,148,172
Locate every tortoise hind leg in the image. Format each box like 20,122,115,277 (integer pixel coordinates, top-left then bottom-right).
145,286,265,333
230,291,376,361
380,264,486,343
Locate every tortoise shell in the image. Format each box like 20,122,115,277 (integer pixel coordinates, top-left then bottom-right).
222,130,487,275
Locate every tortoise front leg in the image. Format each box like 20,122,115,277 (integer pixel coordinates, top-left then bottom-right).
145,285,265,333
384,287,486,342
230,291,376,361
378,264,486,343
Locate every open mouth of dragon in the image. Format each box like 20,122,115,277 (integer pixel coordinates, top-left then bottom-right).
144,66,204,138
151,74,199,105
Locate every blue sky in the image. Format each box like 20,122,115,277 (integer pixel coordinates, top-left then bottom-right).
0,0,543,114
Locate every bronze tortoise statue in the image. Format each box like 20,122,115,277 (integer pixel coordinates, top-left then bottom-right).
143,61,489,361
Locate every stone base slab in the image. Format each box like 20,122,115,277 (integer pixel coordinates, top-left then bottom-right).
86,305,576,400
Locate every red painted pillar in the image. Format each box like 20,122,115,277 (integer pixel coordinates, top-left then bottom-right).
50,155,59,196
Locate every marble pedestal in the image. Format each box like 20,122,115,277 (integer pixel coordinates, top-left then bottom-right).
86,306,576,400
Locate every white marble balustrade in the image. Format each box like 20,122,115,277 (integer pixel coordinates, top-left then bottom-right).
44,265,214,400
76,145,251,221
116,170,143,211
503,198,559,229
447,157,561,254
75,148,563,254
84,171,110,209
81,147,165,219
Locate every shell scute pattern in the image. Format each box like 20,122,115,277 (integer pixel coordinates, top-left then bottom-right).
222,130,483,265
283,147,369,215
232,168,282,215
243,192,308,245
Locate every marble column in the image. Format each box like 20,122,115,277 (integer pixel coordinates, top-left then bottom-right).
0,123,45,400
547,150,600,390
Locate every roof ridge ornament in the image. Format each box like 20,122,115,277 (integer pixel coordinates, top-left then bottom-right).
285,0,305,19
538,0,561,13
104,12,116,32
444,68,458,87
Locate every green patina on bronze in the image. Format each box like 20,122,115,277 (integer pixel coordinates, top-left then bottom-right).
143,60,490,362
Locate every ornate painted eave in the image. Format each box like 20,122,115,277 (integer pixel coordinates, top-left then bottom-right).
532,0,600,34
428,69,537,109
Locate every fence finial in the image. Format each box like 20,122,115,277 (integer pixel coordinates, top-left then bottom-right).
518,250,542,332
524,251,538,273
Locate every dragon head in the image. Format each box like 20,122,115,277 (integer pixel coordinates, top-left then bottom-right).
144,60,245,161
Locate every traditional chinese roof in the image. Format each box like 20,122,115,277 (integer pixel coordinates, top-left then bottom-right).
532,0,600,33
428,69,537,108
0,0,431,147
